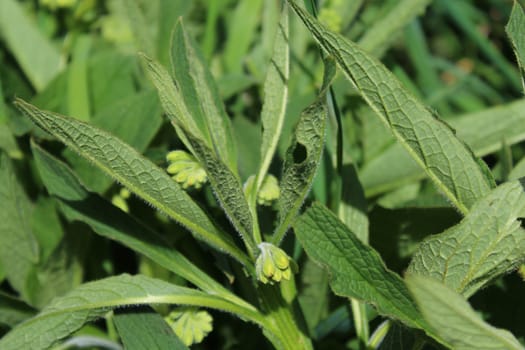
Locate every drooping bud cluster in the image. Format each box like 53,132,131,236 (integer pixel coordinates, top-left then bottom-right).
256,243,297,284
164,307,213,346
166,150,207,189
257,174,280,206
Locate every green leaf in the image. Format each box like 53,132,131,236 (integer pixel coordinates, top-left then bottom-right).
64,89,163,193
171,19,238,173
506,1,525,92
256,4,289,192
0,292,36,328
272,99,327,244
407,180,525,297
15,99,250,268
406,275,523,350
0,274,267,350
357,0,431,58
140,54,207,149
0,0,62,90
184,131,256,256
0,153,38,299
287,0,494,214
223,0,264,73
114,306,188,350
293,203,428,332
31,141,256,308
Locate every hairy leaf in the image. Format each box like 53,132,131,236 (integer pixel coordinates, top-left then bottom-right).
294,203,428,332
273,99,327,244
31,141,256,307
257,4,289,191
406,275,523,350
171,19,238,173
15,99,250,267
287,0,494,214
408,180,525,297
0,274,266,350
362,98,525,196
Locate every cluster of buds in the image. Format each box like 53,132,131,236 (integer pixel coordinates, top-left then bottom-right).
166,150,207,189
164,307,213,346
257,174,280,206
256,243,297,284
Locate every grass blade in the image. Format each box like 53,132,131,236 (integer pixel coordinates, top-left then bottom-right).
287,0,494,214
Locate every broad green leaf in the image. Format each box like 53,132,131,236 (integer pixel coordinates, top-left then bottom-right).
15,99,250,267
0,0,62,90
272,99,327,244
0,153,38,299
406,275,523,350
64,90,162,193
114,306,188,350
293,203,428,332
184,131,256,256
140,54,206,149
407,180,525,297
31,142,255,309
357,0,431,58
0,292,36,328
157,0,192,66
339,163,369,243
256,4,289,192
287,0,494,214
298,257,329,333
0,274,267,350
506,1,525,92
0,79,22,158
171,19,238,173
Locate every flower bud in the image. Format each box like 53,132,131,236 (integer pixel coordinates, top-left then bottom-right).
257,174,280,206
255,243,296,284
166,150,207,189
164,307,213,346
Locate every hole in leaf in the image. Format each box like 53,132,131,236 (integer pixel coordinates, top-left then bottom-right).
292,143,307,164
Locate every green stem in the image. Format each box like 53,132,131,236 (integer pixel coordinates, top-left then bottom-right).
258,285,313,350
351,298,369,349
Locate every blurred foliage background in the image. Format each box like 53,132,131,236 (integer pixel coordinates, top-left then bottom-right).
0,0,523,348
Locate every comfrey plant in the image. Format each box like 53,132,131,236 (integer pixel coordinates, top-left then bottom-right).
2,0,525,349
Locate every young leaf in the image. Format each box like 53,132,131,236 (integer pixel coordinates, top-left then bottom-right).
31,141,256,308
0,274,268,350
272,99,327,244
184,131,256,256
113,306,189,350
407,180,525,297
287,0,494,214
0,153,38,299
171,19,238,173
506,1,525,92
293,203,429,332
0,292,36,328
256,4,289,192
406,275,523,350
15,99,250,267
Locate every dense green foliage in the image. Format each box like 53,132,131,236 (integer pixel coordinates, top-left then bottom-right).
1,0,524,349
